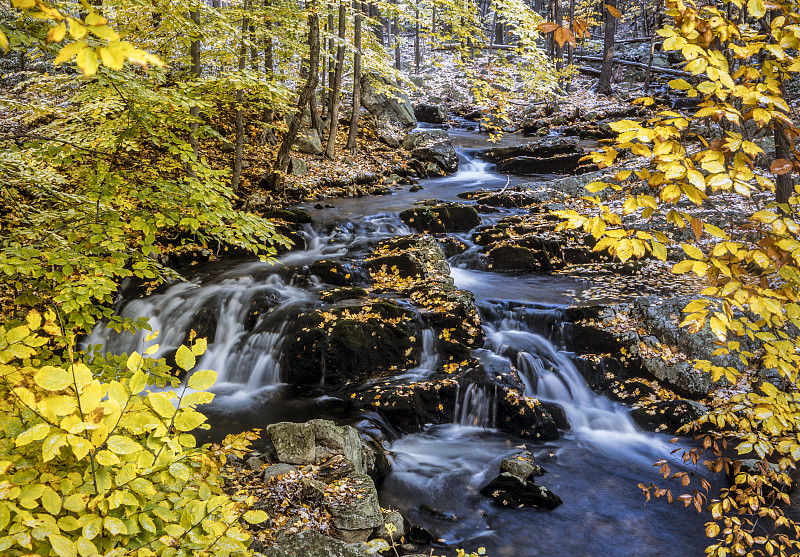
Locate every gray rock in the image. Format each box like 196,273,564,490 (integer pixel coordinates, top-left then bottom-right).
378,134,401,148
301,477,327,501
500,451,540,480
326,473,383,530
289,157,308,176
296,128,323,155
262,462,299,482
373,510,409,542
264,530,370,557
246,456,264,471
266,422,316,465
221,140,235,154
360,73,417,127
309,419,369,475
401,130,449,150
334,527,373,543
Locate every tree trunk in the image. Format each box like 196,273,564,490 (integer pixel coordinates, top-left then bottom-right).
393,15,402,71
325,8,335,121
414,0,421,73
775,125,794,206
346,0,362,152
566,0,575,92
325,0,347,159
261,0,276,145
273,8,321,187
189,7,201,166
555,0,563,89
231,0,250,193
596,0,617,96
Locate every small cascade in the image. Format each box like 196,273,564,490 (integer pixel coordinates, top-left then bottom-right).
396,328,439,381
454,383,496,428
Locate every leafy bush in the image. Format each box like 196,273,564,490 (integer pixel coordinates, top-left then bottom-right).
0,310,260,557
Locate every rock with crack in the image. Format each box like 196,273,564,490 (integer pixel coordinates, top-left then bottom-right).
264,530,370,557
399,203,480,234
402,130,458,175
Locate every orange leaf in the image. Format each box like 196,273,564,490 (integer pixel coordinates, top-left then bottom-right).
554,26,576,47
604,4,621,17
537,22,560,33
770,158,793,175
691,217,703,240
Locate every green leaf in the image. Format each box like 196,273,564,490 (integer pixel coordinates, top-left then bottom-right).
187,369,216,391
41,485,62,514
175,345,196,371
169,461,191,481
148,392,176,418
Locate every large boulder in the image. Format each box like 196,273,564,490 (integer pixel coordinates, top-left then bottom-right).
308,419,371,475
284,300,419,386
360,74,417,127
479,472,562,509
326,473,383,531
477,138,595,175
265,530,370,557
296,128,323,155
266,422,316,465
399,203,480,233
414,103,447,124
402,130,458,174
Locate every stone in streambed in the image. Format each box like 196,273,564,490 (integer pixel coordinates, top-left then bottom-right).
326,473,383,531
479,472,562,509
266,422,316,465
414,102,448,124
487,244,549,271
500,451,546,480
400,203,480,233
309,259,354,286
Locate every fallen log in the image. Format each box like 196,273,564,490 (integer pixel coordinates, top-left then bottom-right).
575,55,691,77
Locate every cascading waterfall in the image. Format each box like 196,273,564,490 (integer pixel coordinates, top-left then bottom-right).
454,384,496,428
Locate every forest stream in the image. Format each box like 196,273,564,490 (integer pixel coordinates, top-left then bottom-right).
86,124,719,557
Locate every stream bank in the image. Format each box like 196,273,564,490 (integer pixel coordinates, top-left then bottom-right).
88,122,721,556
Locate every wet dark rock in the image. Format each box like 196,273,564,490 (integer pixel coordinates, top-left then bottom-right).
354,380,459,433
477,138,595,175
320,287,368,303
631,399,708,432
367,235,451,280
400,203,480,233
487,244,550,272
263,209,313,225
438,236,469,257
264,530,370,557
414,102,448,124
479,473,562,509
407,526,434,545
497,390,560,441
309,259,354,286
284,300,418,386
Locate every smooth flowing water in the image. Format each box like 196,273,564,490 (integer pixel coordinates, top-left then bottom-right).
87,126,715,556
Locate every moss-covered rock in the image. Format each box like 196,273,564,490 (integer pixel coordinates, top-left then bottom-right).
487,244,549,271
399,203,480,233
284,301,419,386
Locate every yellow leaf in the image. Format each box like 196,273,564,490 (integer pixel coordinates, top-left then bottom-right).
187,369,216,391
681,243,703,259
36,366,72,391
651,241,667,261
76,47,98,76
148,392,176,418
243,510,268,524
175,345,195,371
49,534,77,557
47,22,67,43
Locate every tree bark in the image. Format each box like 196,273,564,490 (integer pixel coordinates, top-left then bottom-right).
775,125,794,206
325,0,347,159
273,8,321,187
347,0,362,152
189,7,201,166
261,0,277,145
596,0,617,96
231,0,250,193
